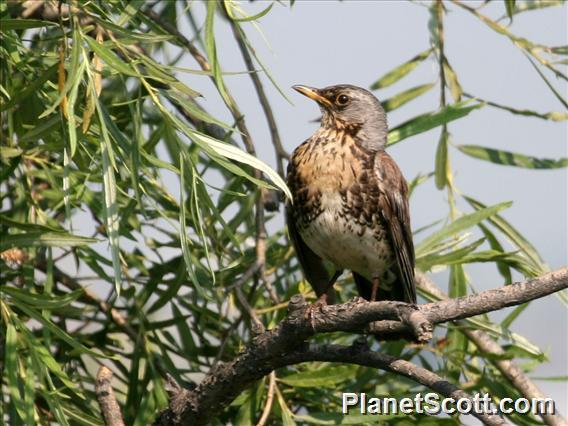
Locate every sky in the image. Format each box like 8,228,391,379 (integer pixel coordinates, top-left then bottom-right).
175,0,567,418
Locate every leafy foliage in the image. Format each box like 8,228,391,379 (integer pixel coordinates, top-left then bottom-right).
1,1,566,425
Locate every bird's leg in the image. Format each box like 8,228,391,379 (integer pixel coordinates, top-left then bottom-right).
371,276,380,302
305,269,344,325
324,269,343,295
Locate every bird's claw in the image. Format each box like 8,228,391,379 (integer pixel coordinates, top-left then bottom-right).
304,294,328,330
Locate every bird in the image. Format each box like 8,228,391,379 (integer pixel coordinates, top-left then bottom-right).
286,84,416,310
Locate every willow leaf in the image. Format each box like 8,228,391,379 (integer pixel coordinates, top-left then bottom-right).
382,82,436,112
458,145,567,169
370,48,432,90
416,201,512,256
464,196,546,274
0,232,97,250
388,101,483,145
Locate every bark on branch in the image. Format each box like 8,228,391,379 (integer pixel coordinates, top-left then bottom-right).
96,366,125,426
155,268,568,425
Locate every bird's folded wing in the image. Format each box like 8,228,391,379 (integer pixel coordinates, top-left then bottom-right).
285,204,333,301
376,153,416,303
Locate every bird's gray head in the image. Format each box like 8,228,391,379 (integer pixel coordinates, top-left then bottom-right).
293,84,388,151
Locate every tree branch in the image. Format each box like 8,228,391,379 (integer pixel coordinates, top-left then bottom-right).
155,268,567,425
96,366,125,426
227,14,289,177
282,344,505,426
416,271,567,426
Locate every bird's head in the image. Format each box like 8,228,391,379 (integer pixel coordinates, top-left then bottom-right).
293,84,388,150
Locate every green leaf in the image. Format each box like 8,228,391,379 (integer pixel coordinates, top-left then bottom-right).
205,0,231,106
0,215,65,232
84,35,140,78
225,1,274,22
502,303,529,329
0,156,20,182
0,231,97,250
91,82,122,296
0,19,57,30
466,93,568,121
434,127,449,189
505,0,516,21
388,101,483,146
530,376,568,382
178,154,206,299
370,48,432,90
279,365,358,388
528,52,568,109
458,145,568,169
5,322,31,423
189,130,292,200
15,304,107,358
276,389,297,426
293,412,401,424
446,264,468,381
478,224,512,283
417,237,486,271
464,196,546,274
2,287,83,309
382,82,436,112
234,25,293,103
165,89,233,131
510,0,563,16
93,16,175,42
443,58,463,102
0,63,58,112
416,201,512,256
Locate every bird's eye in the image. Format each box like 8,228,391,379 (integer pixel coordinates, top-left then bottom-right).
336,94,350,106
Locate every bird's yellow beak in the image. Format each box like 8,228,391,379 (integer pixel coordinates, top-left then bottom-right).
292,85,333,108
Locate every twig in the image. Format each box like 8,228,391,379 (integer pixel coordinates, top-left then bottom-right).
235,282,265,335
96,366,125,426
142,9,210,72
256,372,276,426
227,15,289,177
35,260,137,341
155,268,567,425
416,271,567,426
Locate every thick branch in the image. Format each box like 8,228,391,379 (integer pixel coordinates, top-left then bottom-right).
156,268,567,425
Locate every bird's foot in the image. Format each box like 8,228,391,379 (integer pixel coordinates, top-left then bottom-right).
304,293,329,330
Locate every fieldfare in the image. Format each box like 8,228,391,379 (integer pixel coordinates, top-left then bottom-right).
286,84,416,307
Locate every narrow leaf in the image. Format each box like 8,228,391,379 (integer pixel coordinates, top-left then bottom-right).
464,196,547,274
382,82,436,112
435,127,449,189
416,201,512,255
388,101,483,145
505,0,516,21
370,48,432,90
1,19,57,30
458,145,567,169
0,232,97,250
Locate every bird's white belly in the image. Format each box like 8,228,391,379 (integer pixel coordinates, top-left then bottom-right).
299,195,393,280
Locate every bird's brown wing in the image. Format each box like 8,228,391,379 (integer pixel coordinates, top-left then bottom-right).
285,203,335,303
375,151,416,303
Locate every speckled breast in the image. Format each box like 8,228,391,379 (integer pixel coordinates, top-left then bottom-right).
288,129,395,281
